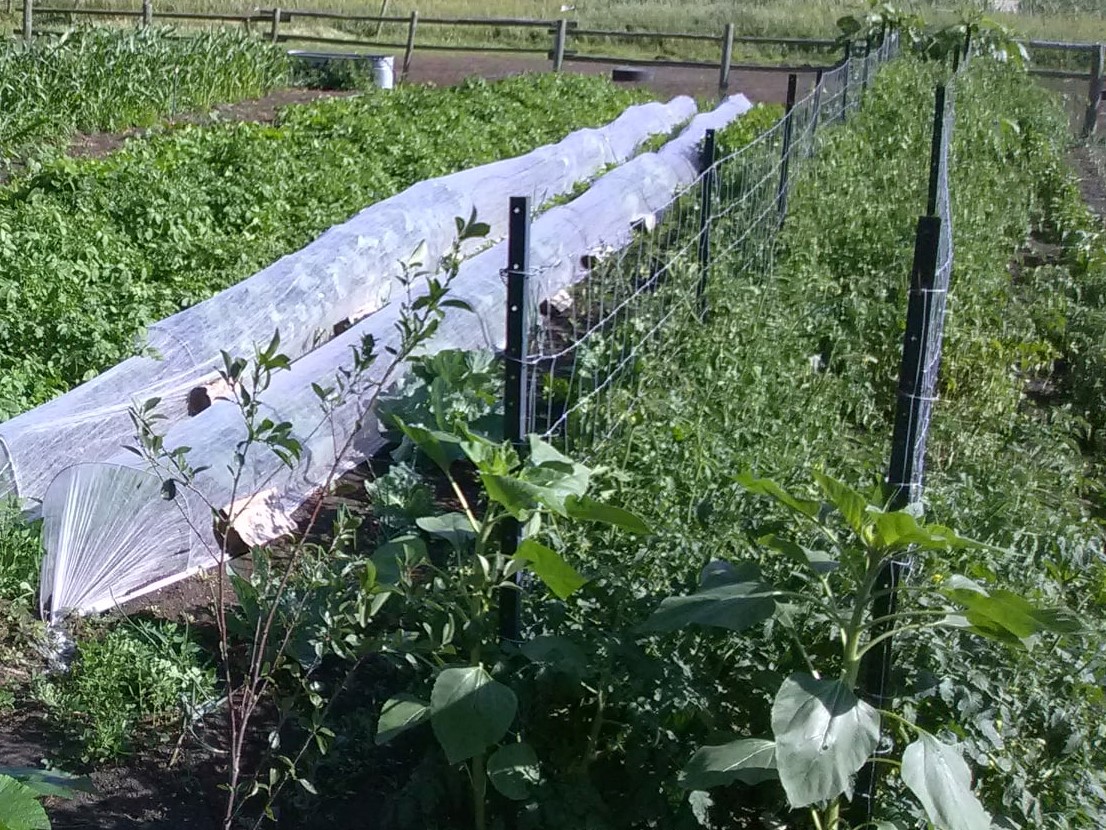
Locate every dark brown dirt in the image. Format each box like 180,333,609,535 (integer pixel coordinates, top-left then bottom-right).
404,51,811,104
0,707,223,830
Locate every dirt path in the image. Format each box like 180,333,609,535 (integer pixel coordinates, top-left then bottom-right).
60,53,801,165
405,51,810,103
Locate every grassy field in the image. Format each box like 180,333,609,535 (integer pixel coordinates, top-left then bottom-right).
22,0,1106,68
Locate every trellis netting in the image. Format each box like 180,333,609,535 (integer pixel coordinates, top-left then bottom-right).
0,95,696,510
38,94,752,623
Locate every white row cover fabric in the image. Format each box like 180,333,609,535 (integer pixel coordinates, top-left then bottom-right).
0,95,696,509
38,95,751,623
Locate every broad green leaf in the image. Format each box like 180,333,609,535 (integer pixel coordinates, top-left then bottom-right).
375,695,430,745
901,735,991,830
643,579,777,634
520,635,588,679
527,437,577,467
371,535,426,584
813,472,869,536
771,674,880,807
396,421,460,473
759,533,838,574
871,512,975,552
416,512,477,550
679,738,778,790
513,539,587,600
699,559,762,589
430,667,517,764
942,580,1081,645
487,742,541,801
0,776,49,830
480,475,544,519
0,767,94,798
564,495,652,534
734,472,820,518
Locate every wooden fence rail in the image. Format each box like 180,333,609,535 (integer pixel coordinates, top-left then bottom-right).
12,0,1106,130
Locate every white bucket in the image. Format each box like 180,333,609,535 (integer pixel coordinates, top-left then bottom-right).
370,55,395,90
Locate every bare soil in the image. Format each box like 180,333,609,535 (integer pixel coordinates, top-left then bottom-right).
404,51,810,104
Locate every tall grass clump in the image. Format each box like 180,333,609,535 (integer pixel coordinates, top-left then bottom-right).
0,27,289,164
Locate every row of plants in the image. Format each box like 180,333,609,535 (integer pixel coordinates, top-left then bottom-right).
554,52,1105,829
0,72,649,417
0,27,290,165
7,34,1104,830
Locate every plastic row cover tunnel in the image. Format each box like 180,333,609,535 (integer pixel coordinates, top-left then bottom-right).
0,95,696,510
39,94,752,624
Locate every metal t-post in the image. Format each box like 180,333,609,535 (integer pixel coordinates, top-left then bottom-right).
853,84,948,822
500,196,531,643
777,73,798,226
696,129,717,321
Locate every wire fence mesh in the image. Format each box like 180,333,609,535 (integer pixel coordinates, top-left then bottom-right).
519,35,900,460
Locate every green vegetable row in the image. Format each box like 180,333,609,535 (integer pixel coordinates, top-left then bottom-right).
0,73,649,418
0,27,289,164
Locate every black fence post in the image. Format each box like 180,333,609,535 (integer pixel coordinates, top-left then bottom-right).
777,74,798,226
696,129,717,321
861,39,871,98
841,40,851,122
500,195,531,643
853,85,948,822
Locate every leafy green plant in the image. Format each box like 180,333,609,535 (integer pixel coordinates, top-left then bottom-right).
647,472,1079,830
35,618,215,765
373,423,650,830
0,500,44,606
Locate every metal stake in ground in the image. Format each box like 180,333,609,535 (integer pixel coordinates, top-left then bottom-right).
853,84,949,821
777,73,798,226
696,129,717,321
500,196,531,643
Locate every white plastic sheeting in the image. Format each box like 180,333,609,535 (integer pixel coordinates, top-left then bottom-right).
38,94,751,623
0,96,695,509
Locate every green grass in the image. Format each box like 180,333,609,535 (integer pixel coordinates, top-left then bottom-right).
34,618,216,764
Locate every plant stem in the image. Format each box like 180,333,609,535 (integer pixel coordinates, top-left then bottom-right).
471,752,487,830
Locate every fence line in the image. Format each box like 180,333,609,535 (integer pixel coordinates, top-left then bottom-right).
15,3,1103,130
491,36,893,476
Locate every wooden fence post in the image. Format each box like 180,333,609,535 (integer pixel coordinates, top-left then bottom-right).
22,0,32,43
402,10,418,80
718,23,734,95
552,18,568,72
142,0,152,28
270,6,281,44
1084,43,1104,139
373,0,389,37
